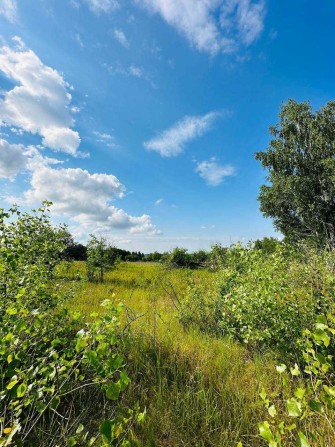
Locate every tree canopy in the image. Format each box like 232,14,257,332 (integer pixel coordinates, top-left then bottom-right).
255,99,335,247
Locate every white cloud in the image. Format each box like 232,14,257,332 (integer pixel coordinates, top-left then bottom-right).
220,0,265,46
113,29,129,48
129,65,143,78
21,159,159,235
94,131,116,148
144,112,219,157
0,0,17,23
195,157,235,186
0,41,81,156
135,0,265,55
154,198,163,205
0,139,27,180
84,0,119,14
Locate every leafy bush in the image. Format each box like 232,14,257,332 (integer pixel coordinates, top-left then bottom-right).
0,204,138,446
86,235,119,283
180,243,335,354
162,247,211,269
256,314,335,447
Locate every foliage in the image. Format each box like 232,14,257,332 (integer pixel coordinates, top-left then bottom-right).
256,314,335,447
162,247,211,269
254,237,282,254
208,244,228,270
145,251,163,262
180,243,335,353
0,204,138,446
86,235,118,283
255,99,335,248
63,239,88,261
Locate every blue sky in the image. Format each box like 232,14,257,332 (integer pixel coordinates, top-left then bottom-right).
0,0,334,252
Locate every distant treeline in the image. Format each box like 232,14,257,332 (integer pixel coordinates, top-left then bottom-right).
63,236,281,268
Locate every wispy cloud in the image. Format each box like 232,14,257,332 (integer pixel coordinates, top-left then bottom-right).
195,157,235,186
144,112,220,157
103,62,156,87
154,198,164,205
0,39,81,156
135,0,265,55
128,65,143,78
113,29,129,48
0,0,17,23
94,131,116,148
83,0,119,14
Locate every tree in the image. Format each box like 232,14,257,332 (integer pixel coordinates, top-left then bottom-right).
86,235,116,282
255,99,335,247
254,237,281,254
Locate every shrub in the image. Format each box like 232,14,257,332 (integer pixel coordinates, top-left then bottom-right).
180,243,335,354
0,204,138,446
256,314,335,447
86,235,118,283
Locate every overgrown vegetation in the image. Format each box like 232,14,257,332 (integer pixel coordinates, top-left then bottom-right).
0,204,140,446
180,242,335,354
2,99,335,446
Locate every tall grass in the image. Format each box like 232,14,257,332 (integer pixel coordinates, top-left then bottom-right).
56,260,334,446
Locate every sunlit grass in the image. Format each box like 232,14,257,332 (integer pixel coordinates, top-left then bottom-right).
55,261,333,446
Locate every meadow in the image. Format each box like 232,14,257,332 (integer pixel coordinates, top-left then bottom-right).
57,259,335,447
1,205,334,447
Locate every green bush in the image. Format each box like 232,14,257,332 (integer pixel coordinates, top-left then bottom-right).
180,243,335,354
0,204,138,446
256,314,335,447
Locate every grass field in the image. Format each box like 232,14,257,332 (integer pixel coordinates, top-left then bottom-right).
56,261,287,447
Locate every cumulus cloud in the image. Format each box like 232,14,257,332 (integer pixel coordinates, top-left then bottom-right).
0,0,17,23
135,0,265,55
144,112,219,157
195,157,235,185
0,41,81,155
0,139,27,180
21,159,158,235
113,29,129,47
84,0,119,14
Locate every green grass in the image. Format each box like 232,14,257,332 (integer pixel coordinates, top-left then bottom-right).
56,261,333,447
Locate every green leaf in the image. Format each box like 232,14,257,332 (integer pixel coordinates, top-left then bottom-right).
268,405,277,417
137,409,146,423
290,364,300,376
313,329,330,347
100,420,113,442
66,437,77,447
106,382,121,400
286,398,302,417
259,421,276,444
6,379,18,390
16,383,27,398
75,337,88,353
323,385,335,397
76,424,84,434
276,364,287,374
294,388,305,399
316,315,327,325
260,388,267,400
308,399,322,412
297,432,311,447
119,371,130,391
